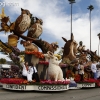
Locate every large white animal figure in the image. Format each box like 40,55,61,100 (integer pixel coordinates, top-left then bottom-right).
45,51,64,81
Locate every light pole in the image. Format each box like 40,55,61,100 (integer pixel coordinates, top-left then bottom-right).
68,0,75,35
87,5,94,51
97,33,100,56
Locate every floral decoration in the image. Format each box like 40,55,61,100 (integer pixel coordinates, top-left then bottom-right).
83,78,99,83
74,74,81,82
0,78,70,85
66,70,74,78
25,51,44,58
40,80,70,85
0,78,36,84
0,78,25,84
39,61,49,65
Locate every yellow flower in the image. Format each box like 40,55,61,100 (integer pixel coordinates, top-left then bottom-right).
54,54,61,60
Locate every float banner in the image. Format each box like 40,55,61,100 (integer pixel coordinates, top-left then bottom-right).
77,83,95,88
2,84,69,91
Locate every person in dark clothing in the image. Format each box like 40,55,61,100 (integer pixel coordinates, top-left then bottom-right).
29,63,40,82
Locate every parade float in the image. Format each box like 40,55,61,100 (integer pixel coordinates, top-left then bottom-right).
0,8,70,91
0,7,100,91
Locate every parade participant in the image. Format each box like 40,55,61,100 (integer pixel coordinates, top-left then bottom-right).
84,61,92,79
20,61,33,81
27,64,33,81
91,61,97,80
78,61,84,81
30,63,40,82
97,67,100,79
21,61,29,80
72,63,79,75
97,60,100,65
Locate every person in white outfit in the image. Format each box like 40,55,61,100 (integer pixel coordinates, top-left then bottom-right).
91,61,97,79
20,62,33,81
20,62,28,79
97,67,100,79
27,66,33,81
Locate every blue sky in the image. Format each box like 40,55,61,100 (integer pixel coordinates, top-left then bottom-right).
0,0,100,60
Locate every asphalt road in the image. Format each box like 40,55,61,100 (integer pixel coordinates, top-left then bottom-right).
0,87,100,100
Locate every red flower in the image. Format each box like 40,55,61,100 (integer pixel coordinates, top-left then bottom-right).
0,78,25,84
25,51,44,58
74,74,81,82
39,61,49,65
40,80,70,85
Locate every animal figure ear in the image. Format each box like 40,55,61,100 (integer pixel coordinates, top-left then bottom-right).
35,17,39,20
21,8,24,11
44,51,54,59
71,33,74,41
62,37,67,42
47,51,54,58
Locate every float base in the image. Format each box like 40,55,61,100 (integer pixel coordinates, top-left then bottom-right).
1,83,69,91
77,82,95,88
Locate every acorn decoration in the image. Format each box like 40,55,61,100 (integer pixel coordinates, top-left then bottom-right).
27,17,43,39
14,8,32,35
8,34,18,47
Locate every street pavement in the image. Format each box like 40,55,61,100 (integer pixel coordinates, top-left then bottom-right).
0,87,100,100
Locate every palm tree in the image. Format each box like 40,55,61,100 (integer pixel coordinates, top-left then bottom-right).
87,5,94,51
97,33,100,56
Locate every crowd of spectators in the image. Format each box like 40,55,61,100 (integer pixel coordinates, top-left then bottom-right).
0,65,22,79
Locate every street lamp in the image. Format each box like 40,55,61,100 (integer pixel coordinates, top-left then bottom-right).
97,33,100,56
68,0,75,34
87,5,94,51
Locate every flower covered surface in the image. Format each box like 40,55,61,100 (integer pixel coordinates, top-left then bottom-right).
0,78,70,85
25,51,44,58
75,78,100,87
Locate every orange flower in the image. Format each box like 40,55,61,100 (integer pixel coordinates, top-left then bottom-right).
25,51,44,58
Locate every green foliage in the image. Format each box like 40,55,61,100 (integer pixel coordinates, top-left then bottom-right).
0,58,6,64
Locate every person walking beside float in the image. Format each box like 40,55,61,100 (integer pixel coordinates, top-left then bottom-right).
91,61,97,79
